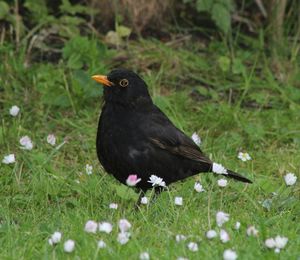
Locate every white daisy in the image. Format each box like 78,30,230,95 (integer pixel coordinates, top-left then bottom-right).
99,222,113,234
47,134,56,146
2,154,15,164
175,234,187,242
187,242,198,252
9,105,20,116
194,182,205,192
117,232,130,245
64,239,75,253
223,249,237,260
234,222,241,230
85,164,93,175
119,219,131,232
206,230,217,239
109,203,118,209
246,226,258,237
48,231,62,245
191,132,201,146
284,173,297,186
265,235,288,253
237,152,251,162
220,229,230,243
216,211,230,227
20,136,33,150
265,238,276,248
174,196,183,206
217,178,228,187
97,240,107,248
147,175,166,187
274,235,288,249
140,252,150,260
212,163,227,175
84,220,98,233
141,196,148,205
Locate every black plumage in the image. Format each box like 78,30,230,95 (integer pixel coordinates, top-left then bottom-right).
92,69,252,192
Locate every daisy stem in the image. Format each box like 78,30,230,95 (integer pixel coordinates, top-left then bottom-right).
220,190,223,210
41,141,66,166
166,187,175,212
93,248,100,260
149,187,155,203
207,189,212,229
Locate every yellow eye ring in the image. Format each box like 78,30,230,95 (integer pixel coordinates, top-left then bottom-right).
119,79,129,87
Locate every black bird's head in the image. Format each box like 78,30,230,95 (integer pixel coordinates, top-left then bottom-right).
92,69,152,106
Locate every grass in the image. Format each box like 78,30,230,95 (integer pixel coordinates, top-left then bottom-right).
0,35,299,259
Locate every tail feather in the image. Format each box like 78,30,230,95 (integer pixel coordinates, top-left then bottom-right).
225,169,252,183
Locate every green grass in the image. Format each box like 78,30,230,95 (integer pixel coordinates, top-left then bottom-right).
0,37,299,260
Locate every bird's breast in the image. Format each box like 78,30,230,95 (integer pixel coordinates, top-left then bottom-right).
97,105,146,171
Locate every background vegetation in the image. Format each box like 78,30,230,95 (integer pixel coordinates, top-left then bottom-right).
0,0,299,259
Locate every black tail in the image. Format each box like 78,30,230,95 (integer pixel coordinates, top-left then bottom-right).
225,169,252,183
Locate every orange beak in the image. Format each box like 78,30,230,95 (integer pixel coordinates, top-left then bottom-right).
92,75,114,86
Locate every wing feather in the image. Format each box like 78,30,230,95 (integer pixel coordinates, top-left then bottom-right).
150,137,212,164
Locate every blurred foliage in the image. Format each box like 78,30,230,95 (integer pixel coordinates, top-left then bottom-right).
0,0,116,109
184,0,234,34
0,0,299,112
0,1,10,19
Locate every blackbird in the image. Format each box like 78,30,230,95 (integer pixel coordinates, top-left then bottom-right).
92,69,252,192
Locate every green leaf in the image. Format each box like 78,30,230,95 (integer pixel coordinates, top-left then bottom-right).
63,36,90,69
112,184,137,201
24,0,48,23
196,0,213,12
232,58,246,75
105,31,122,46
211,3,231,34
116,25,132,38
57,16,85,38
249,90,271,105
218,56,230,72
42,91,71,107
209,88,219,100
0,1,9,19
71,70,86,95
63,36,111,71
67,54,84,69
195,86,219,100
60,0,72,12
196,86,209,97
72,70,103,98
222,0,235,11
60,0,91,15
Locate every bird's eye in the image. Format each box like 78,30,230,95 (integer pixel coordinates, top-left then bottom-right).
119,79,129,87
